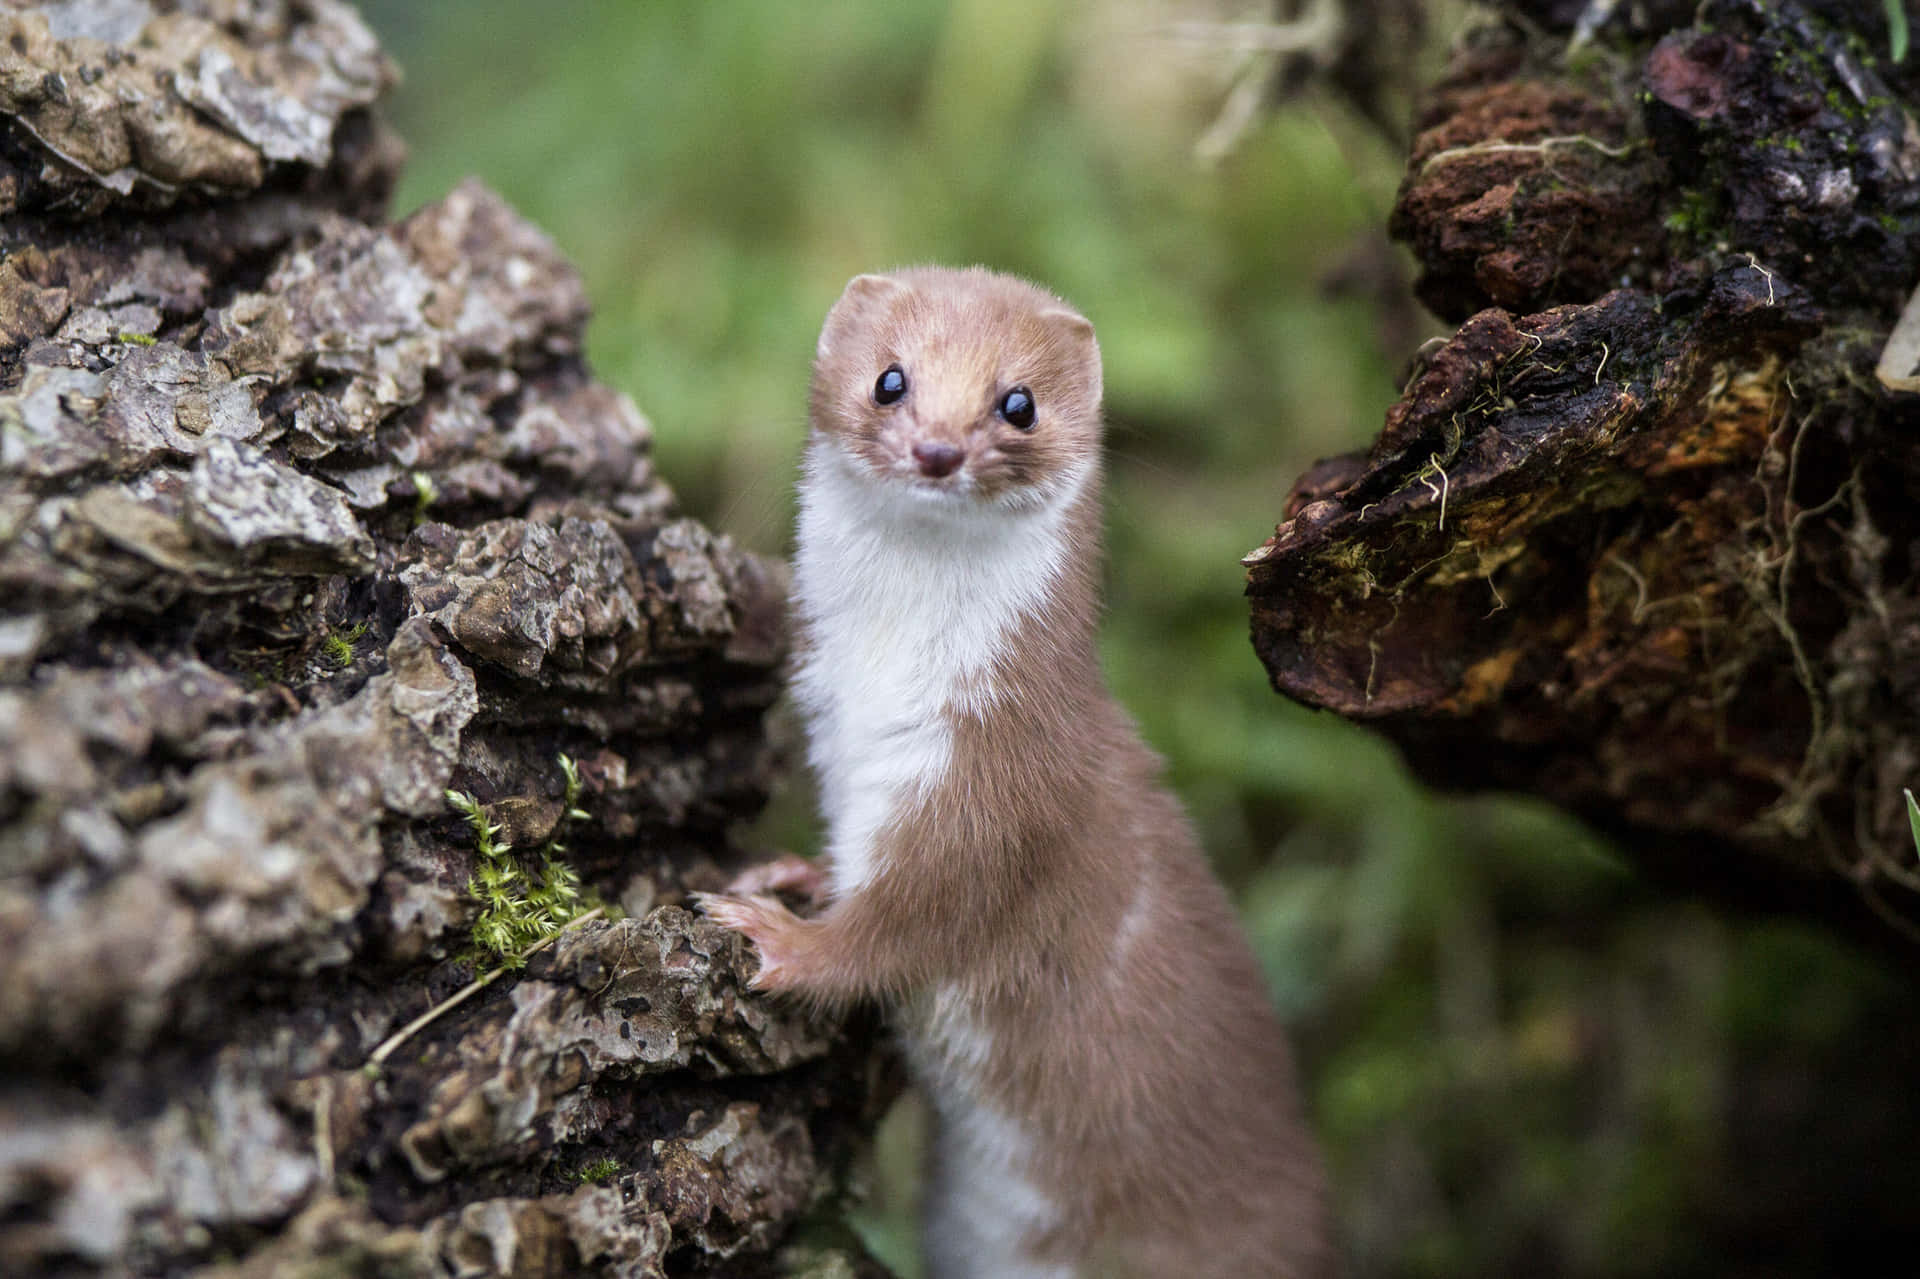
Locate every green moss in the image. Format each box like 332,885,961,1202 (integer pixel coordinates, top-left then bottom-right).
116,331,158,346
1663,188,1722,238
457,753,598,965
568,1155,621,1185
322,621,371,669
409,471,437,525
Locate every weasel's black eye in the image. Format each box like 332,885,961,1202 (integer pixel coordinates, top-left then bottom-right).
998,386,1036,430
874,364,908,405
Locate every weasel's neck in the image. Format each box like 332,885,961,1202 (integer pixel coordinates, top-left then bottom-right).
789,435,1104,897
791,435,1101,707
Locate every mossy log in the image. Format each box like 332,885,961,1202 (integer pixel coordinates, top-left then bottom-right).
0,5,889,1276
1247,0,1920,951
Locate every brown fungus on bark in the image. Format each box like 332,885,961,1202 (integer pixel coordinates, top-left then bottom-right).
1249,0,1920,951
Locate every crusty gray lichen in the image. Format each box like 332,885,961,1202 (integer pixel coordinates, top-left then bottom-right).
0,0,391,212
0,10,887,1278
388,911,839,1194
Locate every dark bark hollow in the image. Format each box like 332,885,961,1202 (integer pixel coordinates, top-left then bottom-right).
0,5,888,1276
1246,0,1920,950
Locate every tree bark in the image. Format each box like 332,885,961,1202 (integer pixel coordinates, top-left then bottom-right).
1246,0,1920,952
0,5,889,1276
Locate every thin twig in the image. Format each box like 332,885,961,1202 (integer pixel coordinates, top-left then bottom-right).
1607,553,1651,623
314,1073,334,1184
1743,253,1776,306
1483,572,1508,618
363,906,607,1073
1162,3,1342,56
1421,454,1451,532
1196,49,1274,165
1416,134,1641,179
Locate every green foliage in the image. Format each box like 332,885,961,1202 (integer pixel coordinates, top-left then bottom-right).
1906,788,1920,858
1889,0,1910,64
455,754,595,967
374,0,1405,560
567,1155,621,1185
322,620,370,669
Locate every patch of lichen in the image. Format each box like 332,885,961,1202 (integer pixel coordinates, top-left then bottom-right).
1324,325,1669,616
1643,1,1920,312
1318,538,1383,599
1675,325,1910,904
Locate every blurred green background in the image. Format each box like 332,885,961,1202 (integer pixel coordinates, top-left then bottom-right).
360,3,1915,1275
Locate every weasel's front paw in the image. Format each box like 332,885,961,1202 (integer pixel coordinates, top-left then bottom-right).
725,854,827,906
692,891,807,992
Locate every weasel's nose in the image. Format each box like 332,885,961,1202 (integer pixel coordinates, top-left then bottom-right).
912,441,964,478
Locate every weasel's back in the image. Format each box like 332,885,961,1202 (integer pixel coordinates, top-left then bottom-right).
911,724,1332,1278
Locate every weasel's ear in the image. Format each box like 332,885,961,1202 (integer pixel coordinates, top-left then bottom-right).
1039,306,1102,399
817,273,910,361
1039,307,1095,347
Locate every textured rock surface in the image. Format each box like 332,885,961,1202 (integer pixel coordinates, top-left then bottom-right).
1248,0,1920,949
0,6,889,1277
0,0,391,212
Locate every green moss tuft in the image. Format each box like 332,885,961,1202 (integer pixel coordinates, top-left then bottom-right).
568,1155,622,1185
1663,188,1722,239
457,753,599,966
409,471,438,526
322,621,371,669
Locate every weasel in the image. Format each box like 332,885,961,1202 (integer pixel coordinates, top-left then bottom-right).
697,266,1331,1278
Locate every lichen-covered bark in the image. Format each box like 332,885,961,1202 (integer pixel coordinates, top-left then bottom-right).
0,6,889,1277
1246,0,1920,949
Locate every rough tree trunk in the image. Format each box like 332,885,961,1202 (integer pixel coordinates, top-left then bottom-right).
1246,0,1920,953
0,5,889,1277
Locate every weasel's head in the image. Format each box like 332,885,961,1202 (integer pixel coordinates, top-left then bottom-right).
808,266,1102,511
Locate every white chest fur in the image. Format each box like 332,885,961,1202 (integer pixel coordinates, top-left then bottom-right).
789,437,1087,899
905,985,1069,1279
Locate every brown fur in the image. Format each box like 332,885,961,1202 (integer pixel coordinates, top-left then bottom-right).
810,268,1102,506
699,266,1332,1277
